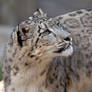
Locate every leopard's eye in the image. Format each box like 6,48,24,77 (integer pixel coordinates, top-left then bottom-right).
57,22,62,27
44,29,51,34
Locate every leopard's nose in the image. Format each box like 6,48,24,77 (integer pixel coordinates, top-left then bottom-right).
64,36,72,42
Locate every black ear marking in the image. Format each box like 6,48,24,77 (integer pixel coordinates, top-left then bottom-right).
22,27,29,35
17,25,23,47
22,28,26,34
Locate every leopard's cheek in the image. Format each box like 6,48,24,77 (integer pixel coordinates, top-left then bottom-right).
39,37,56,47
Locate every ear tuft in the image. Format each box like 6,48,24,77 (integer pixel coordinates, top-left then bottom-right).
33,8,47,18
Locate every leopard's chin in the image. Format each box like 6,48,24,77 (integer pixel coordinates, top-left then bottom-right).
53,45,73,57
60,45,73,57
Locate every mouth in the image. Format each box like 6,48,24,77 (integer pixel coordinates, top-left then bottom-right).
53,44,70,53
53,44,73,56
54,45,69,53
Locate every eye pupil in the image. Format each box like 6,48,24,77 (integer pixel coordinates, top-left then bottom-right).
42,29,51,36
45,29,51,34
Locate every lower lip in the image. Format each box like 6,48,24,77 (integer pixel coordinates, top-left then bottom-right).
53,45,71,53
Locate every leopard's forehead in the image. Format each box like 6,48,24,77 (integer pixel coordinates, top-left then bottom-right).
28,16,48,24
20,16,61,32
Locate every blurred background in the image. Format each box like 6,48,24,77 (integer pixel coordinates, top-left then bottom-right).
0,0,92,80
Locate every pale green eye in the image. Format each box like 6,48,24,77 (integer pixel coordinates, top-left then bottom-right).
43,29,52,36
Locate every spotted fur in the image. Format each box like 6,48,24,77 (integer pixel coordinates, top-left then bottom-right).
2,9,92,92
2,9,73,92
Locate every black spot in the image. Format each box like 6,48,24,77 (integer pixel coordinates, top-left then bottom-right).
17,31,23,47
53,73,58,79
85,54,89,58
4,76,8,82
30,54,35,58
53,73,56,76
49,78,54,84
25,62,29,66
56,84,59,88
13,66,19,75
35,57,39,60
5,65,11,74
9,58,13,62
13,71,18,75
55,75,58,79
60,82,64,87
14,66,19,71
4,76,11,85
22,28,29,35
40,69,46,76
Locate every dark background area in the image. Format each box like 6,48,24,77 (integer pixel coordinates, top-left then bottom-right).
0,0,92,25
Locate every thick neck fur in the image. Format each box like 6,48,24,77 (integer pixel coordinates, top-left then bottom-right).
6,45,52,92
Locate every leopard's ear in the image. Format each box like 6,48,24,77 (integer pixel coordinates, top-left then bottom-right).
33,8,47,18
10,23,28,47
9,25,23,47
16,23,30,47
